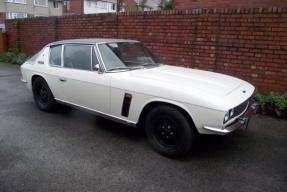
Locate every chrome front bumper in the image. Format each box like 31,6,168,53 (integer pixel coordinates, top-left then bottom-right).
203,101,259,135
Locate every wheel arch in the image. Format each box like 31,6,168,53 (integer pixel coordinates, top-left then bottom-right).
31,74,44,86
137,99,198,133
31,74,55,96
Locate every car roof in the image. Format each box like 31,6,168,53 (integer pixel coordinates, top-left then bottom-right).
48,38,140,46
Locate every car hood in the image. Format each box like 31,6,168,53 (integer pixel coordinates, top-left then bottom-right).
129,65,243,96
111,65,254,110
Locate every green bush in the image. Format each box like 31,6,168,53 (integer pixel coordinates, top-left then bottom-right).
0,51,29,65
0,52,15,63
160,0,173,10
255,92,287,118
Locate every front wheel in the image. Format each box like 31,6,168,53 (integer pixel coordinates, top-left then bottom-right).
32,77,55,112
145,105,196,157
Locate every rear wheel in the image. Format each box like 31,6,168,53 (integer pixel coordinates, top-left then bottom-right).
32,77,55,112
145,105,196,157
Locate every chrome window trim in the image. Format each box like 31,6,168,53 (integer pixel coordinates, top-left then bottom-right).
90,45,93,71
48,43,105,73
61,44,64,67
92,46,104,73
96,42,132,73
95,43,107,73
49,41,144,73
95,41,159,73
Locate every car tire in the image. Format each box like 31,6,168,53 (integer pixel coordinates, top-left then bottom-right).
32,77,55,112
145,105,196,158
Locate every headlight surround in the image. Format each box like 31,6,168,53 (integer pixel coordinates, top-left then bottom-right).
223,108,234,124
229,108,234,117
223,99,250,124
224,112,230,123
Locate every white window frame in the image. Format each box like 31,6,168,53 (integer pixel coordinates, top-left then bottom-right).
53,1,59,9
34,0,48,7
6,12,28,19
97,1,108,10
5,0,27,4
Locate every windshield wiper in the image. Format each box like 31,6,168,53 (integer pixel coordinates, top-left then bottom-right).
108,67,132,71
108,66,146,71
142,63,159,67
141,62,156,65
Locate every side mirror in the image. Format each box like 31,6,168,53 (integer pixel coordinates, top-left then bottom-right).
93,64,99,71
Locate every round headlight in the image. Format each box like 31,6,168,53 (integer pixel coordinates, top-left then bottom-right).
224,112,230,123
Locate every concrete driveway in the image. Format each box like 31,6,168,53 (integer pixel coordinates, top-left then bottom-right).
0,63,286,192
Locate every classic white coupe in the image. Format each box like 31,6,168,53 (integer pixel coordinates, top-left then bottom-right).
20,39,258,157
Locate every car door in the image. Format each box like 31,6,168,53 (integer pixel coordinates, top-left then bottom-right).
56,44,111,114
45,44,66,100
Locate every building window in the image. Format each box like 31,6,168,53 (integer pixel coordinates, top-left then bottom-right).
6,12,27,19
87,0,92,7
97,1,108,10
6,0,27,3
111,3,116,11
34,0,48,7
53,1,59,8
15,0,26,3
63,0,70,11
34,15,45,17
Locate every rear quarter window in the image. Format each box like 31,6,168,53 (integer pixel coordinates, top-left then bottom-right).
49,45,62,66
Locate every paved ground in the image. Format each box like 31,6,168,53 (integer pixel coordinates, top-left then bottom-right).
0,63,286,192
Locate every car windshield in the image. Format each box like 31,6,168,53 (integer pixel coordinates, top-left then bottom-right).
98,42,159,71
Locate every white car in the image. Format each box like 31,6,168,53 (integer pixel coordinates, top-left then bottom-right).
20,39,258,157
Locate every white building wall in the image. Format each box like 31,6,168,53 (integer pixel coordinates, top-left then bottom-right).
84,0,117,14
1,0,62,18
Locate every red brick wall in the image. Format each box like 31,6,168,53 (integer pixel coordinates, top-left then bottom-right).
67,0,84,14
0,13,6,24
0,32,7,53
173,0,287,9
5,9,287,93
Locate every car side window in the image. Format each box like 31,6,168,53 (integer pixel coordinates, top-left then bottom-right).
63,45,91,70
49,45,62,66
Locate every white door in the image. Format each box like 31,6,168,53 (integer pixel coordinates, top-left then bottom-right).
45,45,66,100
56,44,111,114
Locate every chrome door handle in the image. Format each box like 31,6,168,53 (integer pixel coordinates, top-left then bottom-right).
59,77,67,82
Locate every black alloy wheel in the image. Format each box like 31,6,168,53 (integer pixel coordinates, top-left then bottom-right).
32,77,55,112
145,105,196,157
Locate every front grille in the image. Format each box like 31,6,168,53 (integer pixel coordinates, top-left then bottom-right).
232,99,249,118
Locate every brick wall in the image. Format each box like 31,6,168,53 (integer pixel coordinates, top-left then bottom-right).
5,9,287,93
66,0,83,14
0,13,5,24
173,0,287,9
0,32,7,53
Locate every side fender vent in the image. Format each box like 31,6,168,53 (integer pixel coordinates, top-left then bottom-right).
121,93,132,117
